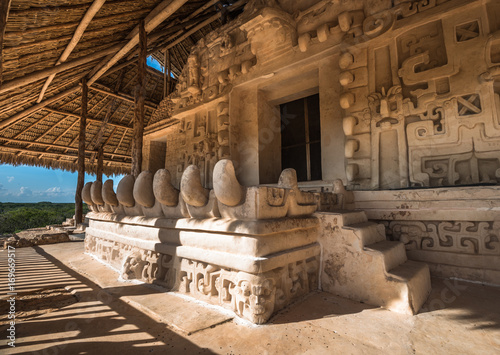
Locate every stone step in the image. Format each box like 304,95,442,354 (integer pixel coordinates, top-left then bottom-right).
387,260,432,314
342,221,387,246
335,210,367,226
364,240,407,272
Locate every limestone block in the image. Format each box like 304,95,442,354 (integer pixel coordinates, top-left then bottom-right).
185,190,221,218
180,165,209,207
117,175,136,207
218,186,288,220
213,159,245,206
90,181,104,206
102,179,119,207
317,211,431,315
153,169,179,207
82,182,94,206
158,195,189,218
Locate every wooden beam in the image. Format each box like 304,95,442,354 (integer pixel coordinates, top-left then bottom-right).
163,0,245,51
88,84,157,110
167,49,170,98
0,86,80,130
0,44,122,95
131,20,146,177
37,0,108,103
0,0,12,88
88,0,189,86
75,78,87,226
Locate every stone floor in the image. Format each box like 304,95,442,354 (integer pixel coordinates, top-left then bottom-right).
0,241,499,354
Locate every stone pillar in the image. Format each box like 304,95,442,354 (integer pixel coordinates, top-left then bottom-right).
230,87,260,186
319,55,347,183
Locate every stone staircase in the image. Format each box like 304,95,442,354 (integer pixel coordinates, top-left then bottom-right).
316,210,431,315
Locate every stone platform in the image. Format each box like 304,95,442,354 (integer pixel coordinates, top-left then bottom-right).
1,242,499,354
82,159,431,323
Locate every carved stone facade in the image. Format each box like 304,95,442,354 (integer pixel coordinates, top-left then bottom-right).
146,0,500,191
85,234,319,325
85,0,500,320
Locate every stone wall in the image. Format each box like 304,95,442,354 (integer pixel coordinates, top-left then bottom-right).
145,0,500,192
351,187,500,285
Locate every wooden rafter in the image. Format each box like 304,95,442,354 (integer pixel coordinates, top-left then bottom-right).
0,44,122,95
37,0,108,103
88,0,189,86
88,84,158,110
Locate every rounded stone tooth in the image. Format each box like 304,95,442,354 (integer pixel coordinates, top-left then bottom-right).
153,169,179,207
213,159,245,206
90,180,104,206
102,179,119,207
81,182,94,206
180,165,209,207
116,175,136,207
134,171,156,208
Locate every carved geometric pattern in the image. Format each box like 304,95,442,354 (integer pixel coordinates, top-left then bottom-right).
457,94,481,116
455,21,480,42
383,220,500,256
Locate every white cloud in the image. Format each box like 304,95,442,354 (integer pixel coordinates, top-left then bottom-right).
46,187,61,194
7,176,14,183
19,187,33,196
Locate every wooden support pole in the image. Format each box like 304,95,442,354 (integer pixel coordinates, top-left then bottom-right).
131,20,146,177
163,48,167,98
0,0,12,88
96,146,104,183
167,49,171,96
75,78,87,226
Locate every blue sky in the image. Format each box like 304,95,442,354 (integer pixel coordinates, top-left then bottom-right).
0,164,123,203
0,57,163,203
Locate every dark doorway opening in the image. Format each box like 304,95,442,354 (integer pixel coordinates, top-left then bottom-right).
280,94,322,182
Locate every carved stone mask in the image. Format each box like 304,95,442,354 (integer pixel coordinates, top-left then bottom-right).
235,273,276,324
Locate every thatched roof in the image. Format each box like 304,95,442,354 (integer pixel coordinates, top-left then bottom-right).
0,0,246,175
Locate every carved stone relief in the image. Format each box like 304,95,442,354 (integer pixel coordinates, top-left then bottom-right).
383,220,500,256
86,233,320,325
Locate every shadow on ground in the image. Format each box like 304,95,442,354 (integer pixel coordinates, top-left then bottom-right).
0,244,213,354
